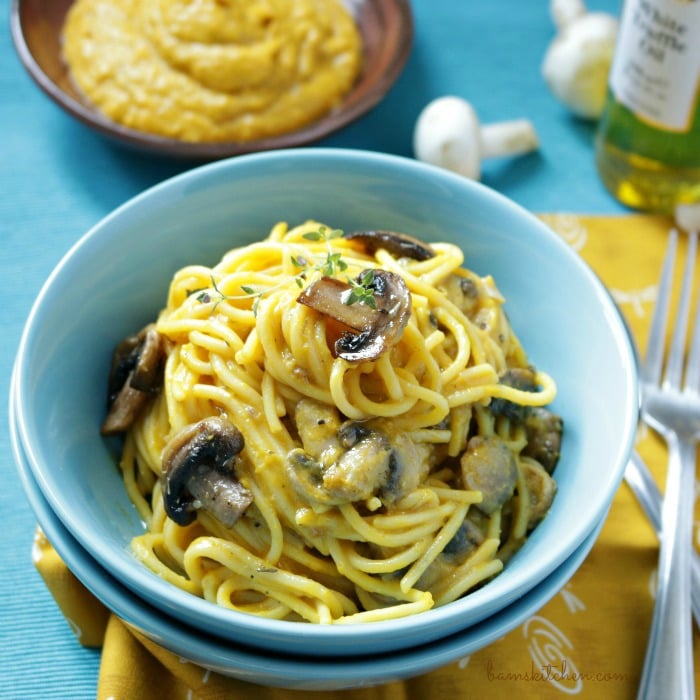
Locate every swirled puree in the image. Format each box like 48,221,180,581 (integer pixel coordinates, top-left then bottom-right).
62,0,362,142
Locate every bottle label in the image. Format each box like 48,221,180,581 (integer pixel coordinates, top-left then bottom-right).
610,0,700,131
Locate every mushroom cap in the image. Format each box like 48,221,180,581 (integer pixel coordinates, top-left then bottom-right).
460,435,518,515
343,230,435,261
285,413,431,506
542,12,618,119
521,459,557,530
297,269,412,363
334,269,412,362
522,407,564,474
413,96,482,179
101,324,165,435
161,416,249,526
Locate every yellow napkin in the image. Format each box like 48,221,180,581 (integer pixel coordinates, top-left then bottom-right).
33,214,700,699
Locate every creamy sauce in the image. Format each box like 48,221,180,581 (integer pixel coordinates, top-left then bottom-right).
62,0,362,142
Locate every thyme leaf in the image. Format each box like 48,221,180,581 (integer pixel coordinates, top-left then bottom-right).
196,227,378,315
346,269,377,309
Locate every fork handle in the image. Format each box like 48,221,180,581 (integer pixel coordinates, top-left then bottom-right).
637,437,696,700
624,452,700,628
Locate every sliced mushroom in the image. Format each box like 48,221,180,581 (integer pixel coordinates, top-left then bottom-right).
298,269,412,362
460,435,518,515
161,417,252,527
335,270,412,362
285,450,334,505
521,459,557,530
286,428,392,506
128,325,164,393
343,230,435,261
322,430,394,502
501,367,539,392
101,324,165,435
375,427,431,501
286,400,430,506
522,407,564,474
488,366,539,422
485,368,563,473
106,334,140,407
442,511,487,558
101,383,151,437
297,276,380,333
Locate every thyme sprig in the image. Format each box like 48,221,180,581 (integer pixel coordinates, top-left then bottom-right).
195,226,377,315
298,226,348,278
194,276,230,310
346,269,377,309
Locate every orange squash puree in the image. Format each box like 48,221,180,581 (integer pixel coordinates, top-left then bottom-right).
62,0,362,142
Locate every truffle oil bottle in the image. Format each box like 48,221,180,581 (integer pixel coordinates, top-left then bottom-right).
595,0,700,213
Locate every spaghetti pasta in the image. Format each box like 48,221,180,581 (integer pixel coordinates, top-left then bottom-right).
104,221,563,623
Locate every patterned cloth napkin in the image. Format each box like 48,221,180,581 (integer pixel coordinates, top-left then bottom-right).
33,214,700,699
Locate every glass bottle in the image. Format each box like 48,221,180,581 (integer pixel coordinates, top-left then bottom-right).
594,0,700,214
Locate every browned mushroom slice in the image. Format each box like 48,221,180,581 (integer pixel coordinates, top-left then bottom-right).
287,430,393,506
500,367,539,392
161,417,252,527
460,435,518,515
286,414,393,506
522,407,564,474
129,325,164,393
101,379,151,436
372,427,432,502
297,277,380,333
101,324,165,435
442,511,487,559
521,459,557,529
343,230,435,261
298,270,412,362
488,367,539,422
106,334,141,406
289,400,431,506
285,449,338,506
485,368,563,472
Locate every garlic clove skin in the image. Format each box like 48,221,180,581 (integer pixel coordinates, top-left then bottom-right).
542,12,618,120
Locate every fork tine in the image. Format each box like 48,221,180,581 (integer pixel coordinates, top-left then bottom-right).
682,230,700,394
644,229,678,387
664,230,696,390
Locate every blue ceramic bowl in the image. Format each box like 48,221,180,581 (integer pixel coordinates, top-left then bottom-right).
10,368,606,690
13,148,638,658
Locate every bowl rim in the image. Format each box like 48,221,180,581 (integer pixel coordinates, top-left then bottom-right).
9,0,414,159
12,148,640,653
10,368,607,688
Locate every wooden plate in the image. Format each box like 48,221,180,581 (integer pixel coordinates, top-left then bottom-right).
10,0,413,159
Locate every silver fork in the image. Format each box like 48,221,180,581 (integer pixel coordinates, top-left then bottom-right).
637,227,699,700
624,452,700,628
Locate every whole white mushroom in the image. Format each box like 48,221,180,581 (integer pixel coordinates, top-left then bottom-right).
412,96,539,180
542,0,618,119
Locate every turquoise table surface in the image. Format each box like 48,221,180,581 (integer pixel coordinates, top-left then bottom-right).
1,1,628,697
